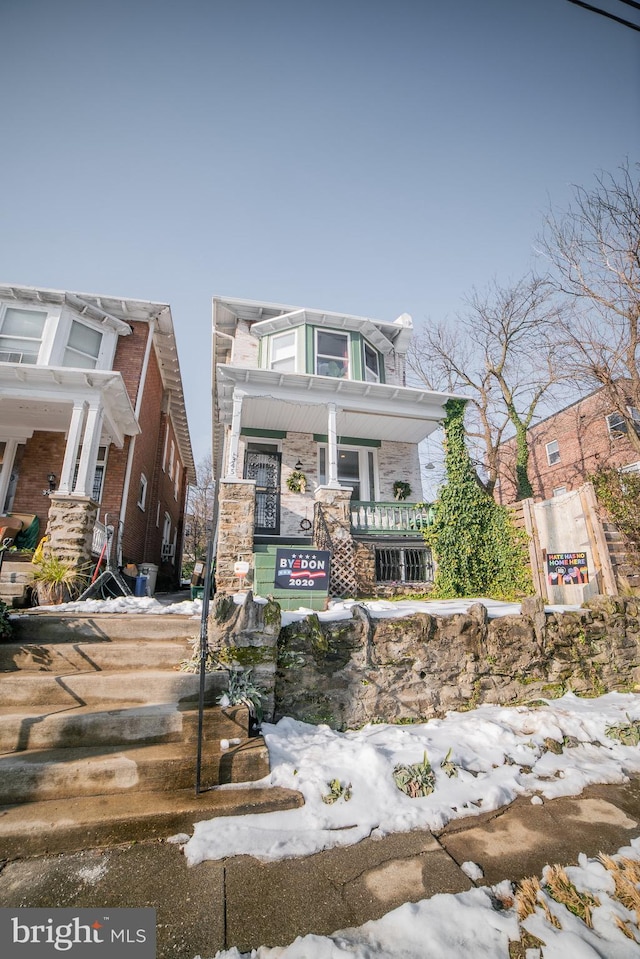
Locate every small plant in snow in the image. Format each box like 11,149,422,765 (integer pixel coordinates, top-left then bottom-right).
218,668,265,722
393,751,436,798
321,778,352,804
179,636,220,673
605,714,640,746
440,747,459,778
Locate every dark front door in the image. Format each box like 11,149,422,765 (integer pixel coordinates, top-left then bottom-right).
244,448,281,535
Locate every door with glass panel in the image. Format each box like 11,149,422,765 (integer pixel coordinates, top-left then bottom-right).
244,443,281,535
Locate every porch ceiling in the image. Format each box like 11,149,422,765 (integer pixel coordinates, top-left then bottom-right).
216,366,463,444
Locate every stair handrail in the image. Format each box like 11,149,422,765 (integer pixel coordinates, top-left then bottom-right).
195,518,215,795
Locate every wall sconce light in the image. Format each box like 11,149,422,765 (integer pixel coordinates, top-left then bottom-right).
46,473,57,493
294,460,304,470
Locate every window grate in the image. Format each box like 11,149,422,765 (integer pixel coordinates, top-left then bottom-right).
375,546,434,584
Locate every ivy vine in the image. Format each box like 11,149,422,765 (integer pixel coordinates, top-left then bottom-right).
424,399,533,599
591,467,640,547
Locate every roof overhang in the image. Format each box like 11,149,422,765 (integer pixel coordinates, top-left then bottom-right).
216,366,462,444
0,364,139,447
250,309,395,354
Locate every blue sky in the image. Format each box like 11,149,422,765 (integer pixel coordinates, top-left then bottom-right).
1,0,639,475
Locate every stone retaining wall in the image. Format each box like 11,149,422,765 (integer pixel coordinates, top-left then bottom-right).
210,594,640,731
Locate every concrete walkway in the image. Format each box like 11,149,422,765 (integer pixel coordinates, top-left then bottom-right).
1,778,640,958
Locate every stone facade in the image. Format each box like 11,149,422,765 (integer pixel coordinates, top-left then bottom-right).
216,480,256,592
377,440,423,503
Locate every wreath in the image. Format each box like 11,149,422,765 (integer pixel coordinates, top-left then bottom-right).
287,470,307,493
393,481,412,501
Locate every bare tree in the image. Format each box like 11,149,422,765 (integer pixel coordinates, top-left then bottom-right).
409,275,563,500
182,453,215,576
540,160,640,454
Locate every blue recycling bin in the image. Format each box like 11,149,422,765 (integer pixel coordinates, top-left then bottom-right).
134,574,148,597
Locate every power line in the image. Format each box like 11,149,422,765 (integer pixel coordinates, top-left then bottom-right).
565,0,640,31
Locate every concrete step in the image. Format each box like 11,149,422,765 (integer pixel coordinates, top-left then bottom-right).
0,738,270,804
0,702,249,752
0,639,189,672
9,612,199,645
0,783,304,858
0,669,227,707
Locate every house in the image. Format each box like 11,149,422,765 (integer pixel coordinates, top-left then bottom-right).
0,283,194,595
495,384,640,505
211,296,460,602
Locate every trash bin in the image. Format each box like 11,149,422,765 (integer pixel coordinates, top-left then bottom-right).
134,575,148,597
138,563,158,595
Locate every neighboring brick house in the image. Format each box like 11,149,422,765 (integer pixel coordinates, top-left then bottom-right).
212,296,460,600
0,283,194,590
495,384,640,505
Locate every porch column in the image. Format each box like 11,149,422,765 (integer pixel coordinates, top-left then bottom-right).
58,401,87,495
74,402,104,498
327,402,340,488
0,438,18,513
226,390,244,479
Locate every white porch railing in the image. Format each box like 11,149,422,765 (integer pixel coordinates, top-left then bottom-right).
350,501,433,536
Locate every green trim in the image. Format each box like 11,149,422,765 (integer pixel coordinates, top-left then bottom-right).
351,331,363,380
313,434,381,448
305,324,315,374
241,428,287,439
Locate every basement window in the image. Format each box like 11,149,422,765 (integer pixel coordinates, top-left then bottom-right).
375,546,434,584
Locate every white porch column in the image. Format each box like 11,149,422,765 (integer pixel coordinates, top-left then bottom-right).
74,402,104,498
327,402,340,487
0,438,18,513
226,390,244,479
58,401,87,495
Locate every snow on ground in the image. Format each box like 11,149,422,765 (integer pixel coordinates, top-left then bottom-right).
202,838,640,958
185,692,640,866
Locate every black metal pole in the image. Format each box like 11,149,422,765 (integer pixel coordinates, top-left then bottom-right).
195,524,215,794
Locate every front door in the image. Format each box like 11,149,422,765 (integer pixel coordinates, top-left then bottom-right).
244,446,281,535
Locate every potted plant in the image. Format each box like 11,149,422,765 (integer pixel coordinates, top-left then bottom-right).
31,553,90,606
393,481,412,501
287,470,307,494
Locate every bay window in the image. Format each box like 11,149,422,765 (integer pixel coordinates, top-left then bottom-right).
270,330,297,372
316,330,349,378
0,307,47,364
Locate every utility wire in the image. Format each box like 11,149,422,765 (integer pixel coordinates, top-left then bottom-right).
565,0,640,31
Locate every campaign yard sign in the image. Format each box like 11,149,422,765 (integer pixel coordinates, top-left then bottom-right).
275,549,331,591
546,551,589,586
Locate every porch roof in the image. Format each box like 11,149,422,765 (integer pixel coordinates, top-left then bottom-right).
0,365,139,446
216,365,462,444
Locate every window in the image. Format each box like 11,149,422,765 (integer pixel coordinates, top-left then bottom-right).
318,445,378,500
270,331,297,372
161,512,172,559
375,546,434,584
607,408,640,438
0,307,46,364
363,342,380,383
62,321,102,369
168,440,175,480
162,426,169,471
174,461,180,500
138,473,148,510
552,486,567,497
316,330,349,378
545,440,560,466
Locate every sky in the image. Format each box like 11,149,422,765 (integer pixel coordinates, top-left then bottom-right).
1,0,639,476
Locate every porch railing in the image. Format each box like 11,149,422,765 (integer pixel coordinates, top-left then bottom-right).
350,501,434,536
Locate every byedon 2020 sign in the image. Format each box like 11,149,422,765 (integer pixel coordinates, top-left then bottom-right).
274,549,331,591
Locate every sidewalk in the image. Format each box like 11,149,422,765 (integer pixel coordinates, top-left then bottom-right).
1,778,639,958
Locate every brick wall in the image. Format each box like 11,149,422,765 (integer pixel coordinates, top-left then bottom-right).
10,432,66,538
496,388,640,504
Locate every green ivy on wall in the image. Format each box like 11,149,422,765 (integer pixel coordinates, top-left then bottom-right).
424,399,533,599
592,467,640,547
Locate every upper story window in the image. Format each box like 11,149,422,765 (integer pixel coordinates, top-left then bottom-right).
316,330,349,379
607,408,640,438
364,342,380,383
270,330,297,372
63,320,102,369
545,439,560,466
0,307,47,364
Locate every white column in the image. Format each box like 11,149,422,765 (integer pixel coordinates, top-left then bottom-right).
58,401,87,495
226,390,244,479
75,403,104,498
327,402,340,487
0,438,18,513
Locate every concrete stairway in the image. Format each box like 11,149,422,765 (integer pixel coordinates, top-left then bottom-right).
603,521,640,591
0,553,34,608
0,612,302,857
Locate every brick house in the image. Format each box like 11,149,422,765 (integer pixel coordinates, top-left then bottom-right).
212,296,460,601
0,284,194,591
495,384,640,505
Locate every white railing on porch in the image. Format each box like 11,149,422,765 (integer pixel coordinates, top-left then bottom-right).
350,501,433,536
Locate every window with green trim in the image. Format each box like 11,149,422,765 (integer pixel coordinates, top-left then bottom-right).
315,330,349,378
363,341,380,382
